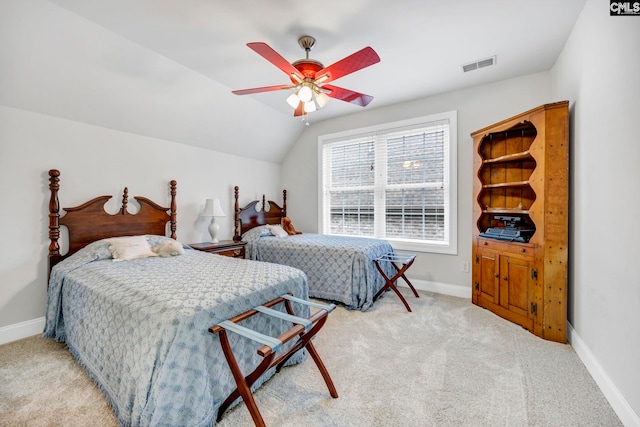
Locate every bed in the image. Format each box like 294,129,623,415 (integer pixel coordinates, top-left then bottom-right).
43,170,310,427
233,186,395,311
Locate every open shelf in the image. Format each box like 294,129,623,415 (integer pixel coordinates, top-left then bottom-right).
482,151,532,164
482,208,530,214
476,121,538,236
482,181,530,189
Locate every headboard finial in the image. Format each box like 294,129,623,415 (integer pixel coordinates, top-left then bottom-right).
283,190,287,218
120,187,129,215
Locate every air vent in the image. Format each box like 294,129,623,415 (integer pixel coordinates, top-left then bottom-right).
462,56,496,73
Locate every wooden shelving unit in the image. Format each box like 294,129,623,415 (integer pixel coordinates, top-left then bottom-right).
471,101,569,343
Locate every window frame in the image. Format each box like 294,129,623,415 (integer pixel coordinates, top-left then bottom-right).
317,111,457,254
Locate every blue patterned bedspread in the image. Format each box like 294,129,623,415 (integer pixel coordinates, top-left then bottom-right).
44,236,309,427
243,228,395,311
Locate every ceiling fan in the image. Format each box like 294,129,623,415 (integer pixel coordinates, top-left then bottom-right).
232,36,380,117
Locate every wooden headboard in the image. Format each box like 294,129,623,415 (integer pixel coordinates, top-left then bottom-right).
48,169,177,271
233,186,286,241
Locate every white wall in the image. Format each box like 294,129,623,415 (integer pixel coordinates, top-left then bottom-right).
551,0,640,423
282,72,552,292
0,105,282,330
0,0,299,164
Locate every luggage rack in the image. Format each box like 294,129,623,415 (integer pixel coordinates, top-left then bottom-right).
373,252,419,312
209,293,338,427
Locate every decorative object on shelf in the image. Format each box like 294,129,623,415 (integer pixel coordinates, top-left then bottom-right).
202,199,226,243
232,35,380,117
471,101,569,343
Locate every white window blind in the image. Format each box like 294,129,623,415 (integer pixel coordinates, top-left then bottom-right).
319,111,457,254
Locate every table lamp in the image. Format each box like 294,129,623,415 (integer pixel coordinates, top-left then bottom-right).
203,198,226,243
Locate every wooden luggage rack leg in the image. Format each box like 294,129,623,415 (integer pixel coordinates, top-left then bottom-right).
209,294,338,427
373,253,419,312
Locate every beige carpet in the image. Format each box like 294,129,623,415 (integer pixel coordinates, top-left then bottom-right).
0,291,622,426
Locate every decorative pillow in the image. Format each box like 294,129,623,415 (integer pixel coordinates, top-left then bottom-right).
107,236,158,262
242,225,272,243
282,217,302,235
267,224,289,238
152,240,185,257
146,234,183,247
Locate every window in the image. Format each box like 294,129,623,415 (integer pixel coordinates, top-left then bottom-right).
318,111,457,254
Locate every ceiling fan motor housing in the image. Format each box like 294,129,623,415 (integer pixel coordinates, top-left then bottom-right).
292,36,324,81
291,59,323,81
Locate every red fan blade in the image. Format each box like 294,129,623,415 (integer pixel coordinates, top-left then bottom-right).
247,42,304,81
293,102,304,117
232,84,293,95
323,84,374,107
314,47,380,84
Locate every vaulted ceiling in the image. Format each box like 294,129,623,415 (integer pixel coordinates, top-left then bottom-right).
1,0,586,162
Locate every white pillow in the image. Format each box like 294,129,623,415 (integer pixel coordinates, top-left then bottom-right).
267,224,289,238
152,240,185,257
107,236,158,262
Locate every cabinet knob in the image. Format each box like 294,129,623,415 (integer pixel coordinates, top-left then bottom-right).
494,273,499,278
483,241,488,246
503,276,508,281
520,248,525,253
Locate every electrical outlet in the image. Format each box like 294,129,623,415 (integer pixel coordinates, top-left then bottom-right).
461,261,470,273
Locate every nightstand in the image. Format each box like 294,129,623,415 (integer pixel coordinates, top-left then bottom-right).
189,240,247,258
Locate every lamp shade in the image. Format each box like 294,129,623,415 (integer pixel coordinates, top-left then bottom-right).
202,199,226,217
286,93,300,109
304,100,317,113
297,85,313,102
315,91,330,108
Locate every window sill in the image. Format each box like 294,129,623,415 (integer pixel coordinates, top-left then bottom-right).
388,238,457,255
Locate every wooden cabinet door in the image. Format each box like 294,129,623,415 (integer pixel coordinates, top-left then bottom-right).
500,254,532,320
475,245,535,332
477,248,499,305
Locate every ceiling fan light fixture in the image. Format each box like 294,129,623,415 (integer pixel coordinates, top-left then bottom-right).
304,100,317,113
297,85,313,103
286,93,300,109
315,91,330,108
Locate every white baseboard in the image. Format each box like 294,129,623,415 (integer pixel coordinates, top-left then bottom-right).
398,277,472,299
568,323,640,427
0,317,45,346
